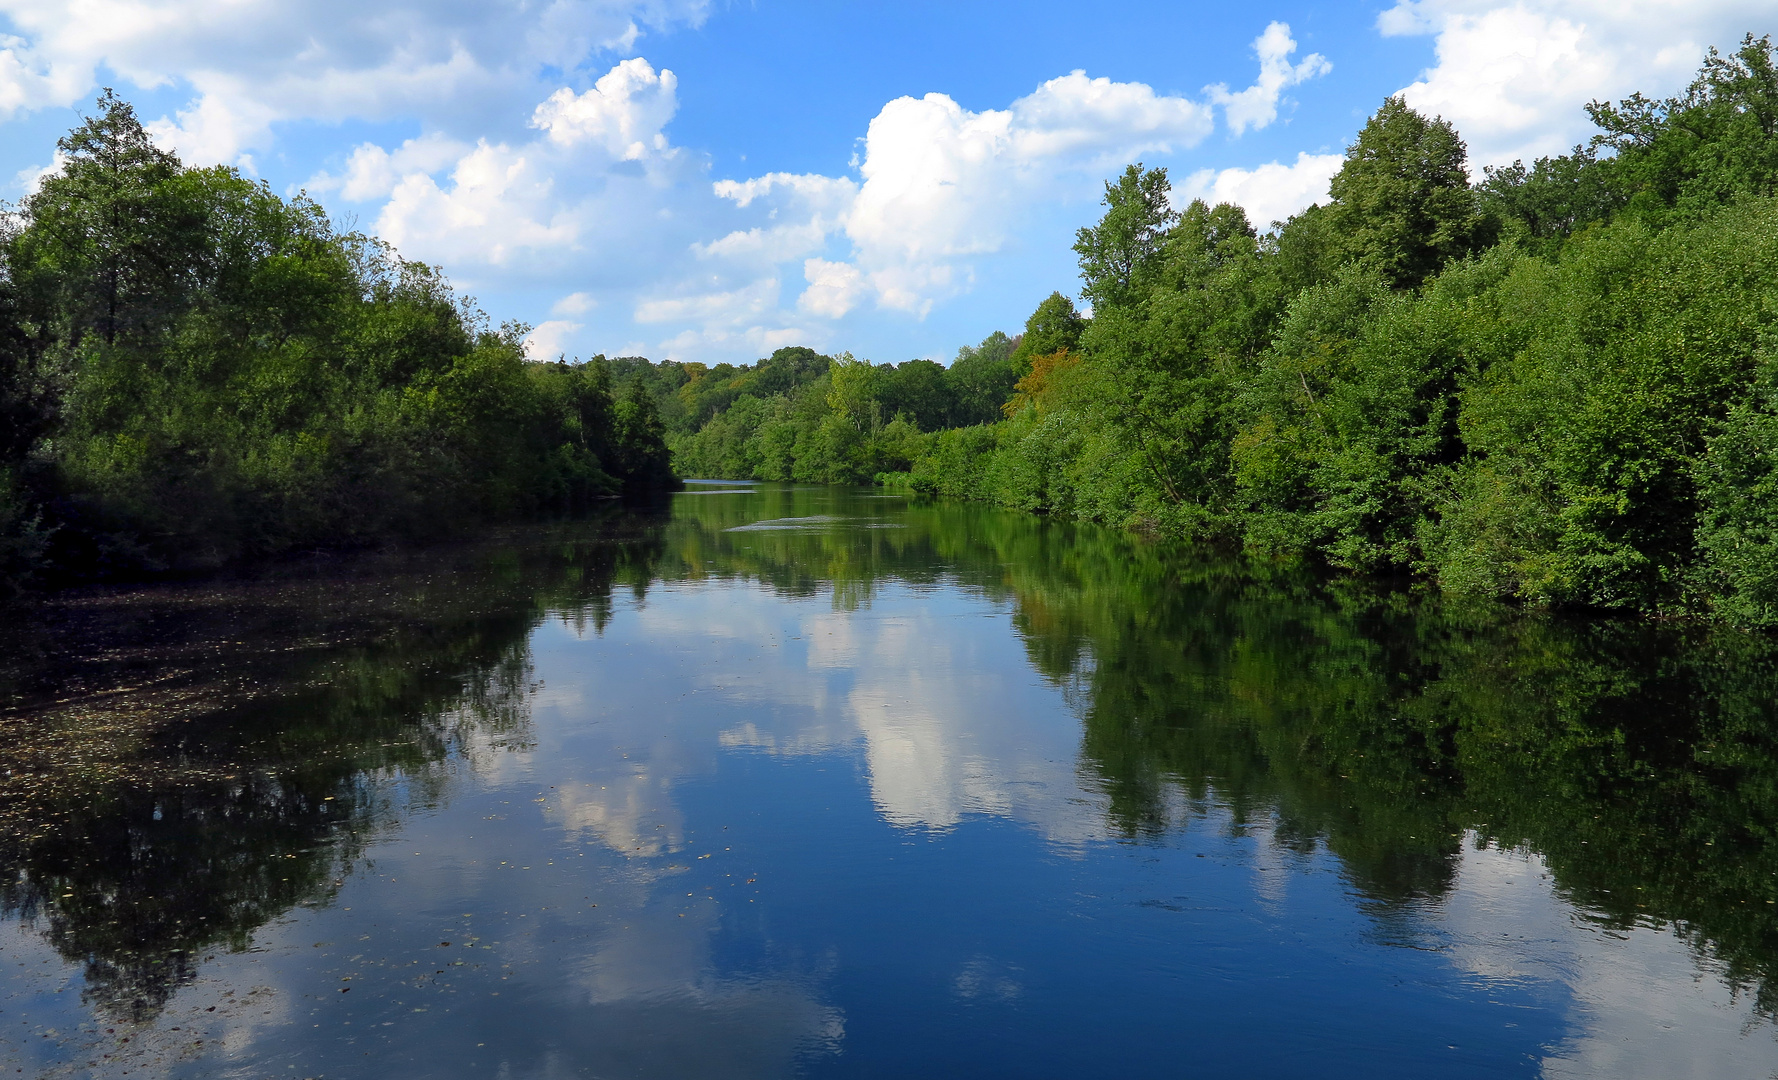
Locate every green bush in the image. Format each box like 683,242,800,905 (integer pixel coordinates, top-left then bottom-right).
1694,348,1778,627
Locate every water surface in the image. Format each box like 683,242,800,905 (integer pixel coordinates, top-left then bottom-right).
4,484,1778,1078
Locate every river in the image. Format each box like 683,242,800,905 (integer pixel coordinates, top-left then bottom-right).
3,481,1777,1078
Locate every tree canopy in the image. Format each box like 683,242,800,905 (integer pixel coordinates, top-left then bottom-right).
873,34,1778,627
0,93,676,596
1323,96,1488,289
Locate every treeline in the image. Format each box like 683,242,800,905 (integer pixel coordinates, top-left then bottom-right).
638,323,1074,482
661,36,1778,624
0,93,675,596
883,34,1778,627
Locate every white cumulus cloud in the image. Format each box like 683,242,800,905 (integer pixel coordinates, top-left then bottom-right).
635,275,781,327
145,92,278,171
373,140,581,268
0,0,710,164
845,71,1214,267
699,173,856,266
699,62,1239,323
338,57,705,282
1206,21,1333,136
632,22,1333,342
1380,0,1774,167
309,133,470,202
524,319,583,360
553,291,598,316
532,57,679,161
632,53,1264,344
798,258,867,320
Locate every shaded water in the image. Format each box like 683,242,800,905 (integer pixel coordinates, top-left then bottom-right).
4,483,1778,1077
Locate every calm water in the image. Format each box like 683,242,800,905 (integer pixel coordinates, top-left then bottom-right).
4,483,1778,1078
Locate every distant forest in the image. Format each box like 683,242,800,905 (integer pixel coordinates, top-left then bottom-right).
651,34,1778,627
0,93,675,594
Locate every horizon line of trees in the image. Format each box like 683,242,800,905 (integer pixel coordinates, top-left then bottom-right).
591,313,1066,485
665,32,1778,628
0,92,676,597
13,33,1778,630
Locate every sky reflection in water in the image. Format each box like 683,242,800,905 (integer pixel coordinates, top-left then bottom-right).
3,483,1777,1078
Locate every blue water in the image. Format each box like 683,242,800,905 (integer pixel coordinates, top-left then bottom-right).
2,484,1774,1077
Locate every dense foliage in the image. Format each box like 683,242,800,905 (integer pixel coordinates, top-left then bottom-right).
0,93,674,596
860,33,1778,626
654,325,1031,483
634,296,1077,492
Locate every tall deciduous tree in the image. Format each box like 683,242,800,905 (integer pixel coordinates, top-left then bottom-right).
1074,164,1176,310
946,330,1020,426
1476,145,1623,256
614,375,674,495
1325,97,1485,289
14,89,202,350
1590,33,1778,219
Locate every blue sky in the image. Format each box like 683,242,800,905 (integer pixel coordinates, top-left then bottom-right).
0,0,1770,365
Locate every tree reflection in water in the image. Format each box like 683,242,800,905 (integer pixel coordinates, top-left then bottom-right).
670,486,1778,1016
0,511,664,1021
3,483,1778,1028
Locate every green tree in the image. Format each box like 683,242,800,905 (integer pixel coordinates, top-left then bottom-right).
613,376,675,495
1589,34,1778,220
1426,199,1778,610
1069,198,1277,533
1008,292,1086,375
1693,353,1778,627
13,90,201,350
1477,145,1623,255
753,346,831,397
1325,97,1487,289
877,359,950,431
1074,164,1176,310
0,92,677,591
946,330,1019,425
